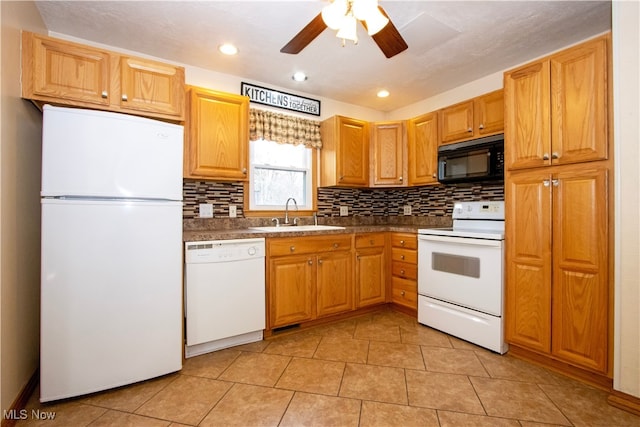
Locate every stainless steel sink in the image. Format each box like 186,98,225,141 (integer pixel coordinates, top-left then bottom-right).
248,225,346,232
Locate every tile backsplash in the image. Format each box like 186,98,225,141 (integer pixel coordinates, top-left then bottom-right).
183,179,504,220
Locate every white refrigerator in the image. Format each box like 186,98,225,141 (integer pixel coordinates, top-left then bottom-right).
40,105,183,402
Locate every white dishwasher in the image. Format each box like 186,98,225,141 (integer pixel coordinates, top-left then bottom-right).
184,238,265,358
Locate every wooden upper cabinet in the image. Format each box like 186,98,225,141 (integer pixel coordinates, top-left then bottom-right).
22,31,111,107
505,34,609,171
118,57,185,118
407,111,439,186
184,86,249,181
504,61,551,170
21,31,185,121
320,116,369,187
371,121,406,187
440,90,504,144
550,37,609,165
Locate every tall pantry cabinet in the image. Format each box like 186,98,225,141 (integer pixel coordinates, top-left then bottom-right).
504,34,612,384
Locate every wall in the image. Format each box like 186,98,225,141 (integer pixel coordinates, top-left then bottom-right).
612,0,640,398
0,1,46,415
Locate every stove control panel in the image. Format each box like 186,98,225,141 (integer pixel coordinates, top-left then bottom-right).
452,201,504,220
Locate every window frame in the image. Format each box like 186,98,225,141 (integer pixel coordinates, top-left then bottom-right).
243,139,318,217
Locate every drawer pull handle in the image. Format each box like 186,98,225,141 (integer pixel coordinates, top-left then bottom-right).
400,255,405,260
401,291,405,296
400,240,405,246
400,269,405,275
333,243,339,248
290,246,295,252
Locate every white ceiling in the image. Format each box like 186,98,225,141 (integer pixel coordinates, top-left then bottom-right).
33,0,611,112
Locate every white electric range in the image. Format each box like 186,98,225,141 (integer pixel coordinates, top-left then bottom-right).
417,201,507,354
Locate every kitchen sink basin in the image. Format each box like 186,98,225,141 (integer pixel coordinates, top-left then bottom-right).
249,225,346,232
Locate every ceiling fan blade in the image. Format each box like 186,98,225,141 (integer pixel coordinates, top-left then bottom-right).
280,13,327,54
368,7,408,58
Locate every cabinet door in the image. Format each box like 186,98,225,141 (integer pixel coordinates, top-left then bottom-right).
505,170,552,353
550,37,608,165
504,61,551,170
355,247,386,307
371,121,405,186
316,251,353,317
269,255,315,328
551,167,608,372
407,112,438,185
24,32,110,107
119,57,185,119
475,90,504,137
185,87,249,180
440,100,474,144
337,117,369,186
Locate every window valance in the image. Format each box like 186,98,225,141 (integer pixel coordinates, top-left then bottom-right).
249,108,322,149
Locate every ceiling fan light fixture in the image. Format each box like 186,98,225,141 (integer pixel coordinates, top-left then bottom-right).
322,0,348,30
364,8,389,35
336,14,358,43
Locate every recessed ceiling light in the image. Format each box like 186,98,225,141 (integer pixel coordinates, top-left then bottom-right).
218,43,238,55
377,89,390,98
292,72,308,82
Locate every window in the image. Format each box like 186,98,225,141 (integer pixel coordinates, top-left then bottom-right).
249,139,314,211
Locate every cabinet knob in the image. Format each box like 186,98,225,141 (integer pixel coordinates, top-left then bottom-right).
551,152,559,159
399,176,403,182
318,259,323,265
308,259,313,265
400,269,405,275
479,124,485,130
543,153,550,160
400,255,405,260
400,240,405,246
552,179,559,187
401,291,405,296
543,180,550,187
290,246,295,252
339,176,344,181
432,173,437,178
121,94,128,101
467,127,473,132
333,243,339,248
101,91,108,99
242,168,247,174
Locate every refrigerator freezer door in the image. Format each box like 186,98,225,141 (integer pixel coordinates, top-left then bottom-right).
40,199,183,402
41,105,183,200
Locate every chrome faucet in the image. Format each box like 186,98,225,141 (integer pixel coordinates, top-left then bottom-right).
284,197,298,225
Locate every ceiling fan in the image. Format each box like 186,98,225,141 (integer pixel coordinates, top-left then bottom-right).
280,0,408,59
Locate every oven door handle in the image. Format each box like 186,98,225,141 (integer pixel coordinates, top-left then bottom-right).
418,234,502,247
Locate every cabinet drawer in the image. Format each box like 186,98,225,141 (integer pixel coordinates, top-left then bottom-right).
391,247,417,264
268,235,352,257
391,277,417,308
355,233,386,249
391,233,417,249
392,261,417,280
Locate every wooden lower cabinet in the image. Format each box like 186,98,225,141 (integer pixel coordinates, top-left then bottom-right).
506,164,610,375
355,233,387,308
390,233,418,311
267,235,353,330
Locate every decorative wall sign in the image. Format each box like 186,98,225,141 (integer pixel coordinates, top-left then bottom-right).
241,82,321,116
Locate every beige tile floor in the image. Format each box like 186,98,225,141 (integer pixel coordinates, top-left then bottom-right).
17,309,640,426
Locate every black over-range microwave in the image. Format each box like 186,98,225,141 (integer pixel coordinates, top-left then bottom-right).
437,134,504,184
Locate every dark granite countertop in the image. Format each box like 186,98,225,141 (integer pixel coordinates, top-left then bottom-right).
182,217,452,242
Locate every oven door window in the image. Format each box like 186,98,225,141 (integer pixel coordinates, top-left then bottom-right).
432,252,480,278
442,149,489,180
